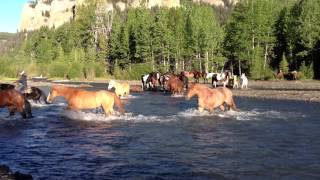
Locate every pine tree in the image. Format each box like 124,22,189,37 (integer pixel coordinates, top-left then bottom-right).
279,53,289,73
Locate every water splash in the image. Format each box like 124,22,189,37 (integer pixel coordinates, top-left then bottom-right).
177,108,307,121
60,110,178,123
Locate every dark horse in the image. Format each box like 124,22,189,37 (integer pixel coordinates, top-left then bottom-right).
146,72,161,91
0,89,33,119
24,87,48,104
0,83,15,90
184,70,205,83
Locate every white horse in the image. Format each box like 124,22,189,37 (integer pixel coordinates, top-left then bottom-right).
141,74,150,90
240,73,248,89
107,80,130,97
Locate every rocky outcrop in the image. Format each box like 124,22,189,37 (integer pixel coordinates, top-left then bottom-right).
20,0,79,31
20,0,238,32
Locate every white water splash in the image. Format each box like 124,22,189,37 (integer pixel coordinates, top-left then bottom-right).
178,108,306,121
171,94,185,98
59,107,307,123
60,110,178,123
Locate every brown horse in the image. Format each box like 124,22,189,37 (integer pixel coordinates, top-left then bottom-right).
186,84,238,112
165,76,184,95
0,89,32,119
47,85,125,116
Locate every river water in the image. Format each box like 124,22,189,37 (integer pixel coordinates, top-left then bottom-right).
0,86,320,179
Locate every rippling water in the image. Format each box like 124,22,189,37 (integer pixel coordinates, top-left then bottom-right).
1,86,320,179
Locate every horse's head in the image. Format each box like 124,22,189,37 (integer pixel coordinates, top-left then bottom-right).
47,86,59,103
241,73,246,79
107,80,115,90
186,83,197,100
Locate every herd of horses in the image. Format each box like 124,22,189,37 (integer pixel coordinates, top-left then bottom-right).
0,71,243,119
141,70,249,94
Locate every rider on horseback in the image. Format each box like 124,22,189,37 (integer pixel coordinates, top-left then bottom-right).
16,71,28,93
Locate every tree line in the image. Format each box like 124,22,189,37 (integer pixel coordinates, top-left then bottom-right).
0,0,319,80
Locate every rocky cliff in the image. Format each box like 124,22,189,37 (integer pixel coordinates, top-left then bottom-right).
20,0,237,32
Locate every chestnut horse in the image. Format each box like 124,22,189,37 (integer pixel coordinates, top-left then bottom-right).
47,85,125,116
186,84,238,112
0,89,32,119
165,76,184,95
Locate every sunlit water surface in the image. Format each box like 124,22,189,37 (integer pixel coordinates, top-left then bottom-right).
0,86,320,179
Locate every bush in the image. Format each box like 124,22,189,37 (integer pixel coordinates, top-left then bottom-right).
299,62,314,79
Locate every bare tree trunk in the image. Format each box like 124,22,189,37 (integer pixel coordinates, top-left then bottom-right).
264,44,268,70
182,60,185,71
199,53,202,72
205,51,209,73
238,58,241,75
151,51,154,71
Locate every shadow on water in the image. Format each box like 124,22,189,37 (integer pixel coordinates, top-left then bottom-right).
1,84,320,179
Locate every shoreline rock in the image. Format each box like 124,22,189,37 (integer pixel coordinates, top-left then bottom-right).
0,165,33,180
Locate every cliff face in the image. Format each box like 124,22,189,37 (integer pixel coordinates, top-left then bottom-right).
20,0,236,32
20,0,80,31
20,0,180,31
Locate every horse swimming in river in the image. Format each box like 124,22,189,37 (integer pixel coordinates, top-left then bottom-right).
107,80,130,97
47,85,125,116
186,84,238,113
0,89,33,119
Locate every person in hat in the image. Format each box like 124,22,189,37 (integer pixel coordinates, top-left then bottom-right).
16,70,28,93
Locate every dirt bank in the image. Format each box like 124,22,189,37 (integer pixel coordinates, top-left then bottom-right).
232,80,320,102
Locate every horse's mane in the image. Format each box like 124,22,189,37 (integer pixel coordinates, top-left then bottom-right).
190,84,209,90
52,85,81,94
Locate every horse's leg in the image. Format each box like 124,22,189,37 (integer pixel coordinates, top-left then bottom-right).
24,100,33,118
101,103,112,116
219,105,225,112
7,106,16,117
225,98,238,111
198,106,204,113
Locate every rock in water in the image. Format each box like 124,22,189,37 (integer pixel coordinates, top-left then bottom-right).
0,165,33,180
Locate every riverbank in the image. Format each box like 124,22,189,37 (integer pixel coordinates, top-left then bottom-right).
232,80,320,103
1,79,320,103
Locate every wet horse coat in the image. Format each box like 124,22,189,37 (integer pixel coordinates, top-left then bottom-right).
165,76,184,95
0,89,32,119
47,85,125,116
186,84,238,112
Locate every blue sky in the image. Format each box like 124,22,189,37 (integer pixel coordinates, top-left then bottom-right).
0,0,28,33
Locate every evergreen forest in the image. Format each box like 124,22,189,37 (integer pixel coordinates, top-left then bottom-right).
1,0,319,80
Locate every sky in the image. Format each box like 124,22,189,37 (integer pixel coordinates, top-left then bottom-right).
0,0,28,33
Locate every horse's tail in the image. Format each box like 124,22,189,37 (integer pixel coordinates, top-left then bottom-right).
113,93,125,115
230,98,239,112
